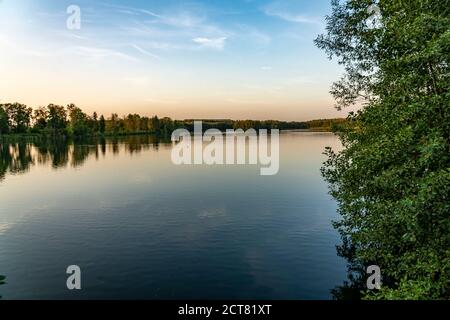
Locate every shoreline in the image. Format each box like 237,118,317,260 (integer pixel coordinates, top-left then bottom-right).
0,128,336,141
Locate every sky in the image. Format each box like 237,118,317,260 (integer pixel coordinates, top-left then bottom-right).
0,0,347,121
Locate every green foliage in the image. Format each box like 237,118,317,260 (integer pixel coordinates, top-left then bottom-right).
316,0,449,299
2,103,32,133
92,112,99,133
32,106,48,132
67,103,91,136
46,104,67,134
306,118,347,131
99,115,106,134
0,106,8,134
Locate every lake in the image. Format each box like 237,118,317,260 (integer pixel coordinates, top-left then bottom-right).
0,131,347,299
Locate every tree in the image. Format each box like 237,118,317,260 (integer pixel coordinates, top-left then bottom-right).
159,117,174,135
46,104,67,134
0,105,9,134
3,103,32,133
32,106,48,132
92,111,99,133
99,115,106,134
125,114,141,133
140,116,150,131
47,104,67,134
150,116,160,133
67,103,90,136
108,113,121,135
316,0,449,299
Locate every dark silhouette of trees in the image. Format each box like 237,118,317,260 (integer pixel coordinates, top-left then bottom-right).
47,104,67,134
151,115,160,133
32,106,48,132
0,106,8,134
3,103,32,133
92,112,99,133
99,115,106,134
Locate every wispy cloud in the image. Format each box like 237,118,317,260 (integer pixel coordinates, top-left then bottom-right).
55,30,89,41
131,44,160,59
101,3,231,52
156,12,205,28
116,9,141,16
106,3,205,28
0,33,56,58
72,46,138,62
263,3,321,25
192,37,227,50
235,24,271,45
138,9,162,18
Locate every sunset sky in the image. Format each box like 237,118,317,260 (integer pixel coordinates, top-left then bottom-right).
0,0,347,121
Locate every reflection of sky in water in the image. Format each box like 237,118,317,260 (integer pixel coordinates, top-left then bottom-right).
0,132,345,299
0,222,14,235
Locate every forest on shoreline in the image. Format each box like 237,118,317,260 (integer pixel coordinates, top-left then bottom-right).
0,102,346,138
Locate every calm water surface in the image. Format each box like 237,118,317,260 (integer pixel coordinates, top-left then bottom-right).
0,132,346,299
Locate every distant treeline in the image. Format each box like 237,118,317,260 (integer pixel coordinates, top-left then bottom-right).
0,102,346,137
181,118,346,132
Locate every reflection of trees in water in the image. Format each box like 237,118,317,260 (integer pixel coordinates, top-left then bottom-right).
331,236,366,300
331,235,393,300
0,143,34,181
331,233,395,300
0,135,167,181
100,137,106,156
0,274,5,299
35,138,70,169
124,135,163,154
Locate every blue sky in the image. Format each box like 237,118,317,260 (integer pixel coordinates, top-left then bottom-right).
0,0,347,120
